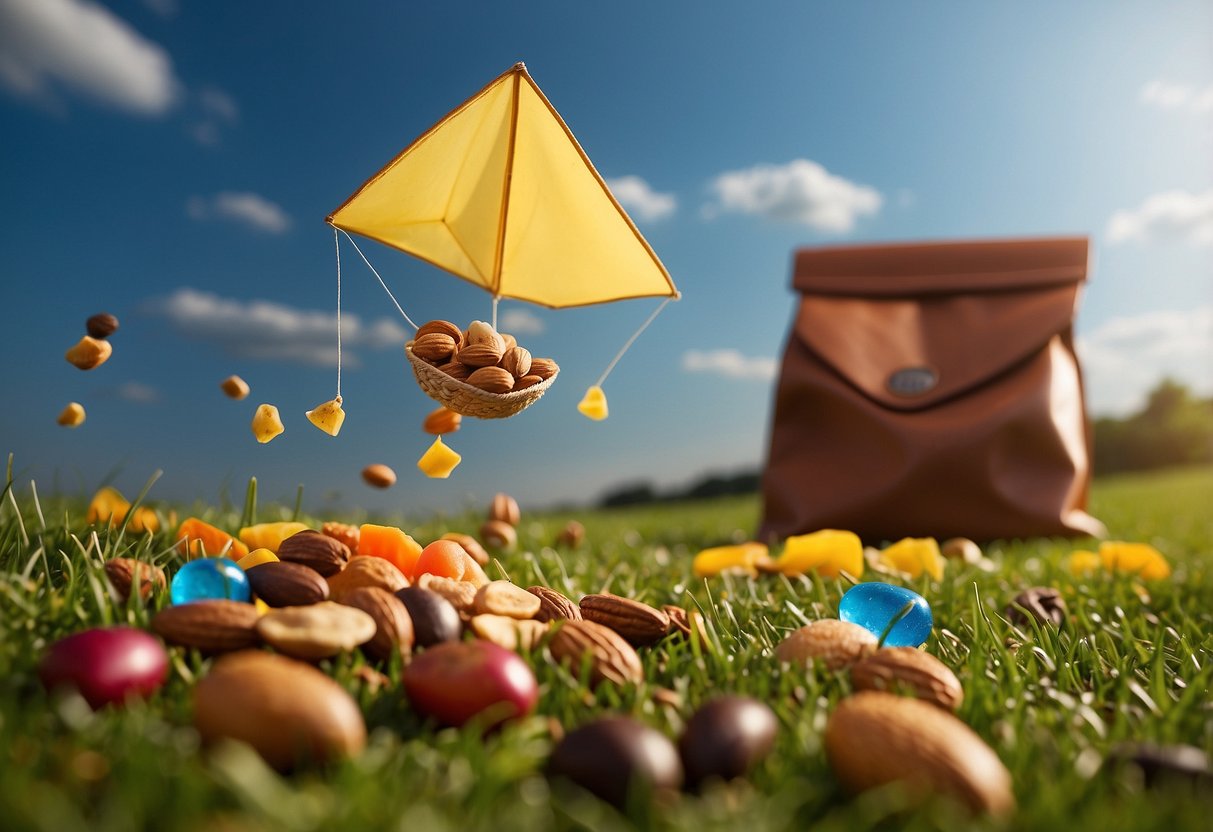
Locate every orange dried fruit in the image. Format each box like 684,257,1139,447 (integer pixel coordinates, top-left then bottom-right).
357,523,423,580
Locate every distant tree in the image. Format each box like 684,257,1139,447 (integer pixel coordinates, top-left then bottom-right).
1093,379,1213,475
600,482,659,508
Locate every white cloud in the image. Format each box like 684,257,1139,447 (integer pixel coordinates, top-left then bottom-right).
0,0,179,114
705,159,882,232
1141,80,1213,114
190,86,239,146
1078,306,1213,416
141,0,179,18
186,192,291,234
147,288,410,367
605,175,677,221
116,381,159,403
1106,189,1213,246
682,349,777,381
498,308,545,336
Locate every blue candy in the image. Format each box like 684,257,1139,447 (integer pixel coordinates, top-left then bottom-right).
170,557,250,605
839,582,932,648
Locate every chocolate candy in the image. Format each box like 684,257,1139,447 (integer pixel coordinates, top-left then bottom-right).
679,696,778,787
549,716,683,807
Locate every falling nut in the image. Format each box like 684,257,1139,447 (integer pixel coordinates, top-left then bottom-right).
57,402,86,428
489,493,521,526
361,463,397,489
480,519,517,551
556,521,585,548
423,407,462,435
65,336,112,370
86,313,120,339
220,375,250,400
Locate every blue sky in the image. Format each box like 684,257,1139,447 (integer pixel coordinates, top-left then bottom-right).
1,0,1210,517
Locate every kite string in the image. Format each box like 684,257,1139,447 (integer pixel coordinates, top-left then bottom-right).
491,295,499,331
333,227,343,400
594,296,674,388
337,228,420,332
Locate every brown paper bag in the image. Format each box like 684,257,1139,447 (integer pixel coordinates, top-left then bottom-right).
759,237,1105,543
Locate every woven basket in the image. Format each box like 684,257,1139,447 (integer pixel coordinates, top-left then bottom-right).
405,344,558,419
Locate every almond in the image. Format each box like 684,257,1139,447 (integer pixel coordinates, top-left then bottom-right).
438,361,471,381
527,357,558,380
440,532,489,565
774,620,877,670
361,463,397,489
321,521,360,551
246,561,329,608
416,574,478,612
458,343,504,369
423,407,462,436
480,519,517,550
555,521,585,548
501,346,532,379
850,647,964,711
514,375,544,390
580,593,670,646
470,614,550,651
336,586,414,662
549,620,644,687
499,332,517,352
474,581,541,619
256,601,377,660
416,319,463,345
411,332,457,362
489,492,521,526
327,555,409,599
527,586,582,622
151,600,261,653
103,558,166,601
277,530,349,577
467,365,514,393
466,320,504,350
825,691,1014,815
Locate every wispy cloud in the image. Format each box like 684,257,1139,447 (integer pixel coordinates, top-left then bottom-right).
704,159,882,233
682,349,777,381
1140,80,1213,114
147,288,409,367
116,381,159,403
141,0,178,18
191,85,238,145
606,175,677,221
0,0,179,114
499,308,545,336
1106,189,1213,246
186,192,291,234
1078,306,1213,416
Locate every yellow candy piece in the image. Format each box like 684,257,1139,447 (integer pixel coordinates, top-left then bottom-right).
239,522,310,553
879,537,945,581
57,402,86,427
1099,541,1171,581
1066,549,1101,577
86,486,130,525
306,396,346,436
418,436,461,479
693,542,769,578
255,597,271,616
236,548,280,570
126,506,160,535
777,529,864,578
252,404,284,443
577,385,608,421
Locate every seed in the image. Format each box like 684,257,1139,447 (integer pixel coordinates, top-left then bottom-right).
86,312,120,339
361,463,397,489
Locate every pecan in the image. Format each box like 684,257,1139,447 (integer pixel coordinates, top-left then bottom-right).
528,586,582,622
580,593,670,646
548,619,643,687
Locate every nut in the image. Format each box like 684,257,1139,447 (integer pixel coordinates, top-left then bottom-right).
423,407,462,435
580,593,670,646
246,561,330,608
527,358,558,380
361,463,397,489
549,620,644,687
150,600,261,653
416,320,463,345
474,581,541,619
326,555,408,600
220,375,250,399
1005,587,1067,628
86,312,119,339
499,332,517,351
466,320,504,351
277,530,350,577
850,647,964,711
256,601,377,660
514,375,544,390
103,558,166,601
470,614,549,651
480,519,517,550
941,537,983,564
411,332,457,362
662,605,711,648
57,402,86,427
65,335,112,370
335,586,414,662
489,493,521,526
416,574,478,612
440,532,489,565
774,619,878,670
527,586,582,622
321,521,361,552
395,586,462,647
501,346,532,378
556,521,585,548
825,691,1015,815
459,343,505,369
467,365,514,393
438,361,471,381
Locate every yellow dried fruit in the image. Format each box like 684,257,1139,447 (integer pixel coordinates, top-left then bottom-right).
879,537,945,581
417,437,461,478
239,522,311,553
252,404,285,443
577,385,608,421
236,548,280,570
1066,549,1100,577
57,402,86,427
305,397,345,436
693,542,769,577
65,336,112,370
777,529,864,578
1099,541,1171,580
220,375,250,399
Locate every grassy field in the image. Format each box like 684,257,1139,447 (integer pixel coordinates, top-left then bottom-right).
1,464,1210,831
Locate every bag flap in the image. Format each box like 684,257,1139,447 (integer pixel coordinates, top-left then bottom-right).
793,283,1082,411
793,237,1088,297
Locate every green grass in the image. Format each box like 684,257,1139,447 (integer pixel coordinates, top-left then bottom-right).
1,465,1211,831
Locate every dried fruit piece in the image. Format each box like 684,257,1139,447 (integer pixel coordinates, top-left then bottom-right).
774,620,878,670
236,548,279,570
489,493,521,526
103,558,166,601
305,397,345,436
474,581,542,619
327,555,409,599
577,385,608,420
850,647,964,711
251,404,284,443
1066,549,1100,577
151,600,261,653
527,586,582,622
416,574,478,612
470,614,549,651
361,463,397,488
86,312,119,339
256,601,377,660
693,542,769,578
418,437,461,478
1099,541,1171,580
321,521,360,551
480,519,517,550
548,619,644,687
220,375,250,399
423,406,462,435
277,529,349,577
580,593,670,646
238,522,310,553
57,402,86,428
65,336,112,370
825,691,1014,815
357,524,422,578
336,586,414,662
176,517,249,560
879,537,946,581
777,529,864,578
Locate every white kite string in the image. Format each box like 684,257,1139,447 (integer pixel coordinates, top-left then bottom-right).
491,295,499,331
337,228,420,332
333,227,343,401
594,296,674,388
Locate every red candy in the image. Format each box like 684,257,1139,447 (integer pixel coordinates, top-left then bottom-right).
39,626,168,709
